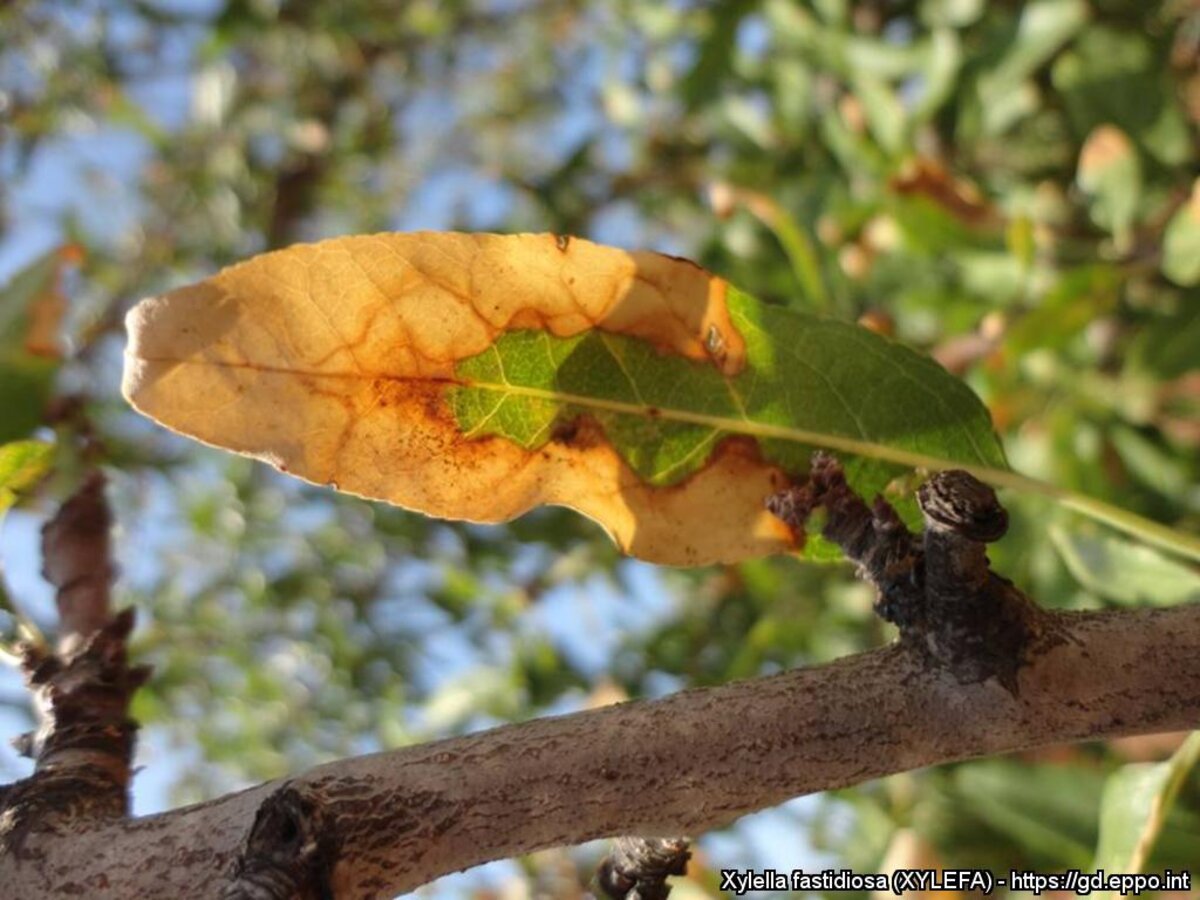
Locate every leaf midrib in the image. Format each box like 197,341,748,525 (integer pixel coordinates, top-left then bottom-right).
138,354,1200,562
460,372,995,478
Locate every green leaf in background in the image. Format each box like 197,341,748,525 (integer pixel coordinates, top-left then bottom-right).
1050,525,1200,606
976,0,1089,135
1077,125,1141,246
1006,265,1118,354
0,247,69,442
1094,733,1200,878
0,439,53,518
681,0,755,112
936,760,1103,868
1162,182,1200,287
1126,301,1200,382
1108,426,1195,505
919,0,984,29
0,439,53,647
1052,25,1192,168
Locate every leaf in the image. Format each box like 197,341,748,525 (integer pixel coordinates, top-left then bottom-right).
681,0,755,112
0,246,72,442
709,184,828,311
1126,301,1200,382
1077,125,1141,244
976,0,1089,134
948,760,1103,867
1093,733,1200,877
919,0,984,28
122,232,1200,568
1052,26,1192,168
123,233,1009,565
1162,180,1200,287
1049,526,1200,607
849,71,906,155
1006,265,1118,354
0,439,53,518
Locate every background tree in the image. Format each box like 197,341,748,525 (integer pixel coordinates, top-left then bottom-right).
0,0,1198,896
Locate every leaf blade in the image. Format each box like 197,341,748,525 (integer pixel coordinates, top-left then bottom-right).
0,439,54,518
0,247,70,443
121,232,1196,565
1093,733,1200,879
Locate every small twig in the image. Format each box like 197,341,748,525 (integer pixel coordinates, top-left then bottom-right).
767,452,1056,691
40,471,114,653
766,452,924,626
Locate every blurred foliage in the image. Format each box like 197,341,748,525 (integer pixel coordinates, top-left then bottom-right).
0,247,69,442
1,0,1198,896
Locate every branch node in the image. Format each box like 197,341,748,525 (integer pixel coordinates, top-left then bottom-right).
917,470,1008,543
767,453,1053,692
596,836,691,900
223,783,337,900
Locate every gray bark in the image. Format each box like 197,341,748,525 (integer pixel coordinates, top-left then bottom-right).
4,603,1199,899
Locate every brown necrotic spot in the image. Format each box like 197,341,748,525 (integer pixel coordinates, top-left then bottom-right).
555,234,571,252
550,415,611,452
551,417,582,446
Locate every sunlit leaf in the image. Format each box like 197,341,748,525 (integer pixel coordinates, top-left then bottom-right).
0,439,53,518
1052,26,1192,168
947,760,1101,867
1077,125,1141,244
1162,181,1200,287
122,232,1006,566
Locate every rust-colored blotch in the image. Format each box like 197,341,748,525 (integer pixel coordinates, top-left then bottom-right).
122,232,797,565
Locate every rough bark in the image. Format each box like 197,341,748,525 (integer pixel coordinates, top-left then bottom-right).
3,463,1197,898
3,602,1199,898
0,474,146,859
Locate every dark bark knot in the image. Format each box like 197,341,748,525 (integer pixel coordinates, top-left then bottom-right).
597,836,692,900
767,453,1053,693
222,784,337,900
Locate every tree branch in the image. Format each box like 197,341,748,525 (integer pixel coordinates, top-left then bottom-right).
5,602,1199,898
40,472,115,653
1,474,148,857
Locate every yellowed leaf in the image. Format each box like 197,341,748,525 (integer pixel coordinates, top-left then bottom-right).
22,243,78,358
1078,124,1134,180
123,232,1006,565
123,233,788,564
